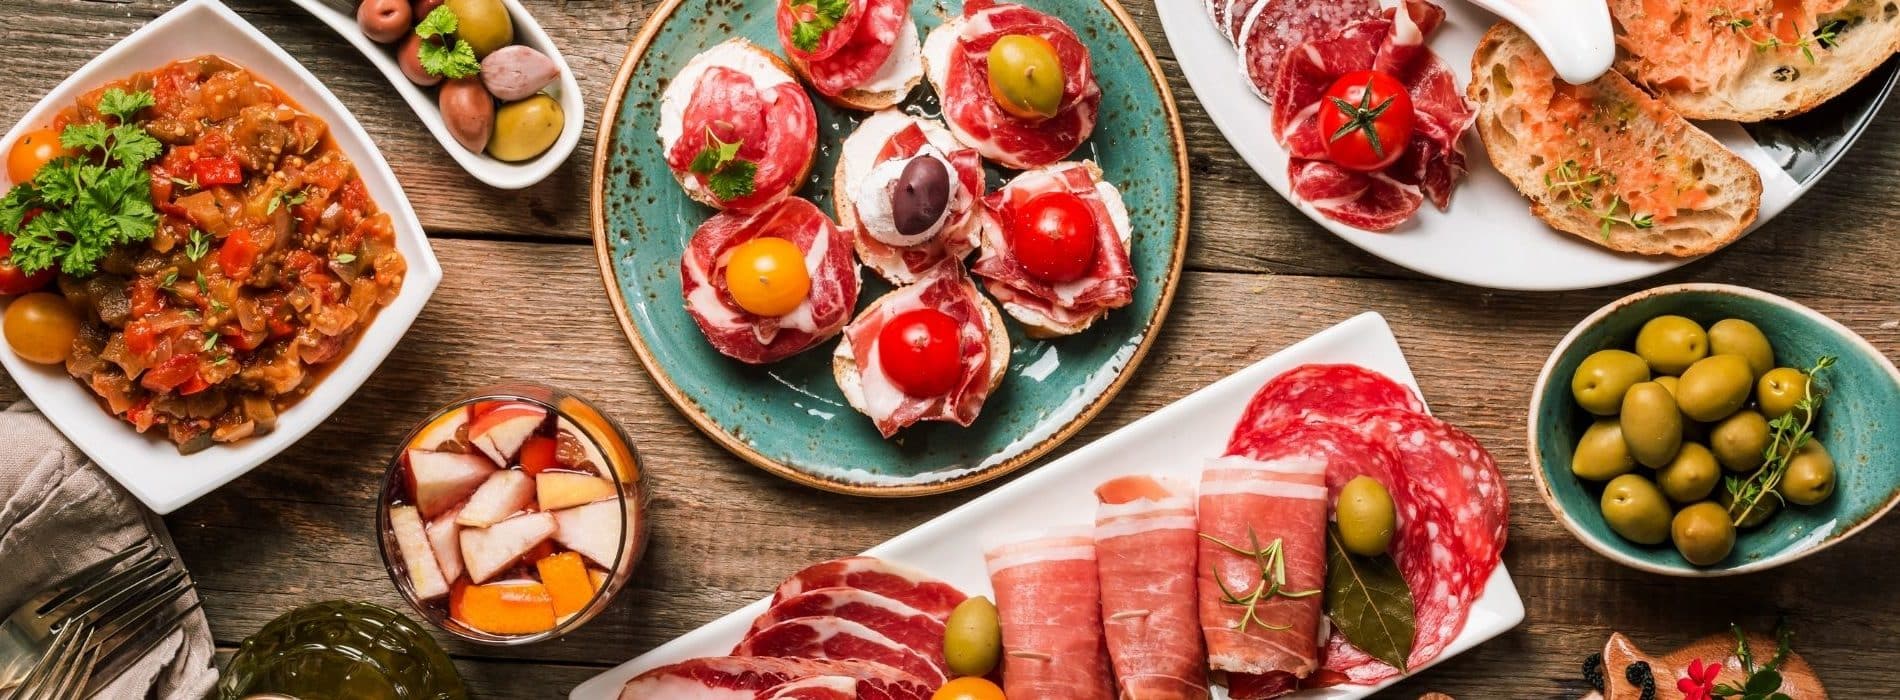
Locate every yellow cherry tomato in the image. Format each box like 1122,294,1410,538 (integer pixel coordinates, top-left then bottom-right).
5,293,80,365
723,237,811,317
7,128,65,185
932,676,1006,700
986,34,1064,121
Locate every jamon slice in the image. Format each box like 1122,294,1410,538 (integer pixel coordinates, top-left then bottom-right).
734,617,945,687
759,676,859,699
1095,475,1210,699
1198,450,1328,691
740,588,946,668
985,528,1115,700
768,557,967,621
619,657,930,700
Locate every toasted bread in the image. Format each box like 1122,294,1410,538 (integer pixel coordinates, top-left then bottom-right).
788,20,924,111
1470,24,1762,257
662,40,814,210
1609,0,1900,121
981,161,1132,337
831,284,1011,431
834,111,979,285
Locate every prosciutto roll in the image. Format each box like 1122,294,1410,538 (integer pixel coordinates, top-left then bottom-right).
1197,451,1328,694
985,528,1115,700
1095,475,1210,699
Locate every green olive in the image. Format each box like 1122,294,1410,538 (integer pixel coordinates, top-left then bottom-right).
1657,442,1721,503
1601,474,1672,545
1782,441,1836,506
1634,315,1709,376
488,94,564,162
445,0,515,57
1756,367,1811,421
1336,476,1397,556
1653,375,1680,398
1572,419,1637,481
1675,354,1754,422
1571,349,1652,416
1620,382,1683,469
942,596,1001,677
1720,484,1780,529
1707,319,1774,379
986,34,1065,121
1709,410,1770,473
1671,501,1737,566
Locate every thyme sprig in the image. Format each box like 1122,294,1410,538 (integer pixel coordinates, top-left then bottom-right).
1712,9,1842,64
1725,356,1835,526
1201,528,1319,634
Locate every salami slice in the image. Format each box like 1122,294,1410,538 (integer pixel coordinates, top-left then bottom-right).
778,0,911,96
969,161,1135,335
1235,0,1379,103
1228,363,1424,452
1346,407,1508,588
925,2,1101,169
660,40,817,211
680,197,859,364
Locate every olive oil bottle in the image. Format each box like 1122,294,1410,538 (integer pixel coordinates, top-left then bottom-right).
219,601,466,700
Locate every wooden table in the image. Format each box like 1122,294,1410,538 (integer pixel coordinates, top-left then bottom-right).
5,1,1898,697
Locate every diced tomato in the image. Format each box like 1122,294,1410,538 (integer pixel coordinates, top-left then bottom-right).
196,128,230,159
126,400,158,433
219,226,262,281
129,278,165,317
140,354,200,393
190,156,242,186
517,436,560,476
178,373,211,396
123,319,159,355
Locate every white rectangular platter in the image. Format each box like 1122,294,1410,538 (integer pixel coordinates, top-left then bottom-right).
573,312,1525,699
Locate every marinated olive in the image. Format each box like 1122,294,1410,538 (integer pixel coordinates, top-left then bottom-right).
1337,476,1397,556
438,78,495,152
1708,318,1773,379
489,94,564,161
1654,375,1680,398
357,0,412,44
892,155,952,237
1601,474,1672,545
1782,441,1836,506
986,34,1065,121
1571,349,1652,416
1720,485,1780,529
1634,315,1709,376
1572,419,1637,481
1620,382,1683,469
1671,501,1736,566
399,34,442,87
1756,367,1811,420
4,292,80,365
1676,354,1754,422
1710,410,1770,472
1657,442,1720,503
481,45,560,101
943,596,1002,677
446,0,515,57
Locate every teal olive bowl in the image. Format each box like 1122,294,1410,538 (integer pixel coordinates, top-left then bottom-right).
1529,284,1900,576
590,0,1187,495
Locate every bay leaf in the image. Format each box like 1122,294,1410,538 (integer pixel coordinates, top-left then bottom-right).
1324,526,1416,672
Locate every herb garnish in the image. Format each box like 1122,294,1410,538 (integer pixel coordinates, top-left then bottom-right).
186,229,211,262
1596,195,1656,240
1712,621,1797,699
334,252,358,264
1725,356,1834,526
1326,74,1400,159
202,332,221,352
0,88,162,276
1323,527,1416,671
1712,9,1838,64
787,0,851,53
688,126,758,201
415,6,481,79
267,188,307,215
1543,160,1655,239
1200,528,1320,634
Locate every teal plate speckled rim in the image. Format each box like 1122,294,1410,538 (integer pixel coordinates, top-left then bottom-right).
591,0,1189,496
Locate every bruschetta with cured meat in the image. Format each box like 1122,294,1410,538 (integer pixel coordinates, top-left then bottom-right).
970,161,1134,338
682,197,861,364
834,110,986,285
922,0,1102,169
1469,24,1762,257
833,261,1009,438
776,0,926,110
659,39,818,211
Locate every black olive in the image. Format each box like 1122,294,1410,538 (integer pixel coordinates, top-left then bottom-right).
892,155,951,237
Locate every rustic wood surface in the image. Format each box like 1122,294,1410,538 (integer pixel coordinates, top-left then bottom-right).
3,0,1898,697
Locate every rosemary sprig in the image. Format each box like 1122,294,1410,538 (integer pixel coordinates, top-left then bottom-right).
1725,356,1835,526
1201,528,1320,634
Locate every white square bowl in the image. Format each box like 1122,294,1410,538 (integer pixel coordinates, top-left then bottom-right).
0,0,442,514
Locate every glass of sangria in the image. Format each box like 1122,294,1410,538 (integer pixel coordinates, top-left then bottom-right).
376,382,648,644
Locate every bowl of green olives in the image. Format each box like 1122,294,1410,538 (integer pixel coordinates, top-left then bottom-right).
1530,284,1900,576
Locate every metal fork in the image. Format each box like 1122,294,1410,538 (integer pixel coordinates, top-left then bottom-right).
0,540,200,695
5,621,98,700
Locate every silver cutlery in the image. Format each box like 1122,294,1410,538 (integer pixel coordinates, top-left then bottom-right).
0,540,200,698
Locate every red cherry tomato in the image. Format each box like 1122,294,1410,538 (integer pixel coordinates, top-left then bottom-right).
0,232,53,296
876,308,963,398
7,128,65,185
1007,191,1098,283
1316,70,1415,172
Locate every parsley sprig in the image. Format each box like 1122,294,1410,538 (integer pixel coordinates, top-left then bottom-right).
688,127,758,201
1,88,162,276
788,0,851,53
415,6,481,79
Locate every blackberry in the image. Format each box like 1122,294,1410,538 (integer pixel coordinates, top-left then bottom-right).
1625,660,1657,700
1582,652,1606,691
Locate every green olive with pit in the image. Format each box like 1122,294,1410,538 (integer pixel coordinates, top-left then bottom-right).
986,34,1065,121
1601,474,1672,545
1620,382,1683,468
1709,410,1770,473
1572,419,1637,481
1676,354,1755,422
1571,349,1652,416
1707,319,1774,379
1654,376,1680,398
942,596,1002,677
1720,484,1780,529
488,94,564,162
1657,442,1721,503
1671,501,1737,566
1756,367,1811,421
1336,476,1397,556
1782,441,1836,506
445,0,514,57
1634,315,1709,376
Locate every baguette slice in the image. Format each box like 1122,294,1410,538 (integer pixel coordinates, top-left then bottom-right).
1609,0,1900,121
1470,23,1762,257
662,40,815,210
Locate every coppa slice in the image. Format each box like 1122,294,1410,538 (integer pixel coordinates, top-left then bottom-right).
1227,363,1424,451
740,588,946,667
984,528,1115,700
833,260,1009,437
767,557,968,621
760,676,860,699
618,657,931,699
734,617,946,687
1094,475,1210,699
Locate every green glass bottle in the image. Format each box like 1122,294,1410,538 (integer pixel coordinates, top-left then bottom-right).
219,600,466,700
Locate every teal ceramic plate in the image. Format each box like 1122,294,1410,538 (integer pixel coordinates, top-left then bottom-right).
1529,284,1900,576
592,0,1188,495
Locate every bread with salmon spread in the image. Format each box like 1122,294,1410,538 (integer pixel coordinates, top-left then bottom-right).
1469,23,1762,257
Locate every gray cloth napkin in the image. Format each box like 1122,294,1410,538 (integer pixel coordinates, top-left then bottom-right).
0,403,218,700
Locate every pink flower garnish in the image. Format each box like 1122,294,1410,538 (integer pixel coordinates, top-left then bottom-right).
1678,658,1721,700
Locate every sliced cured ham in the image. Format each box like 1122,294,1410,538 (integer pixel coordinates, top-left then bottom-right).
619,657,931,700
734,617,947,687
759,676,860,699
1094,475,1210,699
985,528,1115,700
969,161,1135,337
1227,363,1425,449
1235,0,1379,102
660,39,817,211
923,1,1101,169
834,260,1007,437
681,197,860,364
740,588,946,670
776,0,916,100
1197,450,1328,690
767,557,968,622
834,111,985,285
